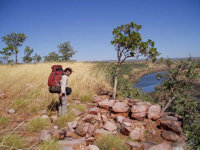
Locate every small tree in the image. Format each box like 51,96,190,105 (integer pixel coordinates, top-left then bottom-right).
111,22,159,99
32,54,42,63
58,41,76,61
44,52,59,62
155,57,200,149
1,33,27,64
22,46,33,63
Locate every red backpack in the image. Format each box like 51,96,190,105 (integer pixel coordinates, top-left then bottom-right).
48,65,63,93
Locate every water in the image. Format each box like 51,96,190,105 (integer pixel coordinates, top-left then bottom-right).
134,72,165,93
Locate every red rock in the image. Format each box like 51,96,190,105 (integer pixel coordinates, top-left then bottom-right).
98,100,115,109
110,112,128,119
161,131,181,142
86,107,100,115
101,114,109,122
82,113,101,122
148,141,172,150
99,108,108,114
58,138,86,150
147,105,161,120
94,129,115,137
116,116,125,124
76,122,90,136
72,108,82,116
122,118,134,127
39,130,51,142
131,104,149,120
112,102,129,113
159,117,183,135
126,141,144,150
103,121,117,132
86,145,99,150
130,125,145,141
93,96,107,103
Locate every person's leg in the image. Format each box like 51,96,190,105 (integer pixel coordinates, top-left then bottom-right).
61,95,68,115
58,96,62,116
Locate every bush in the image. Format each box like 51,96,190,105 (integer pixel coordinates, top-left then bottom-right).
94,134,128,150
27,117,50,132
0,116,9,129
55,111,76,128
38,139,61,150
0,134,24,149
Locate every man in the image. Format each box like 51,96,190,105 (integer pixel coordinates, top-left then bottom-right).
58,67,72,116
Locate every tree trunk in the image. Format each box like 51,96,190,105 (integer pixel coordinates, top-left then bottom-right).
112,64,120,99
160,97,175,116
15,53,18,64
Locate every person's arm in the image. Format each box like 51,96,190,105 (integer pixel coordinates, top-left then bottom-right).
60,75,67,96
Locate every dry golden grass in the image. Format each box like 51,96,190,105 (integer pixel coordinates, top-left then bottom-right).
0,62,110,98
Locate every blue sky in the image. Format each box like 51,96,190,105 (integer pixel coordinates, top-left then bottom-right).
0,0,200,62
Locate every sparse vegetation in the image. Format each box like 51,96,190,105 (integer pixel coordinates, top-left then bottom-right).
80,93,94,103
38,140,61,150
0,116,10,129
94,134,128,150
55,111,76,128
68,103,86,112
0,134,24,149
12,98,31,112
27,117,51,132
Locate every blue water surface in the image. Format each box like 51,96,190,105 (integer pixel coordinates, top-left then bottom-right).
134,72,165,93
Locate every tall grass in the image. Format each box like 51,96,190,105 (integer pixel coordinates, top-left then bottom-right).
0,62,110,110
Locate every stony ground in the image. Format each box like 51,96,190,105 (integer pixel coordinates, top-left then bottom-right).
0,89,188,150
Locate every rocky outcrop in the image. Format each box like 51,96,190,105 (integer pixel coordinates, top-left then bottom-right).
36,95,186,150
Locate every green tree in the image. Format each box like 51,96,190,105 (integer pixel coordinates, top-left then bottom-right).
1,33,27,64
32,54,42,63
22,46,33,63
58,41,76,61
44,52,59,62
155,57,200,149
111,22,160,99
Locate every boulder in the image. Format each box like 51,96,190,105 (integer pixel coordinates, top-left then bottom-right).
67,121,78,132
58,138,86,150
130,125,145,141
93,129,114,137
101,114,109,122
161,131,181,142
76,122,90,136
112,102,129,113
86,107,100,115
131,104,149,120
116,116,125,124
86,145,99,150
98,100,115,109
39,130,51,142
82,114,101,122
110,112,128,119
122,118,134,127
126,141,144,150
147,105,161,120
148,141,172,150
159,117,183,135
93,96,106,103
103,121,117,132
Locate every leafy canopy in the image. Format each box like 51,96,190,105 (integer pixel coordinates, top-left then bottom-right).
111,22,159,63
58,41,75,61
22,46,33,63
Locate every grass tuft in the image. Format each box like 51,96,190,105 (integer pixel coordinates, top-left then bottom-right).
0,134,24,149
12,98,31,112
55,111,76,128
0,116,10,129
27,117,51,132
68,103,86,112
80,93,94,103
94,134,128,150
38,139,61,150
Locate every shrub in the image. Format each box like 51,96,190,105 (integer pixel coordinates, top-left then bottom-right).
0,134,24,149
27,117,50,132
0,116,9,129
55,111,76,128
94,134,128,150
38,139,61,150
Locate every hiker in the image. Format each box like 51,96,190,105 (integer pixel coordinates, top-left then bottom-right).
58,67,73,116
